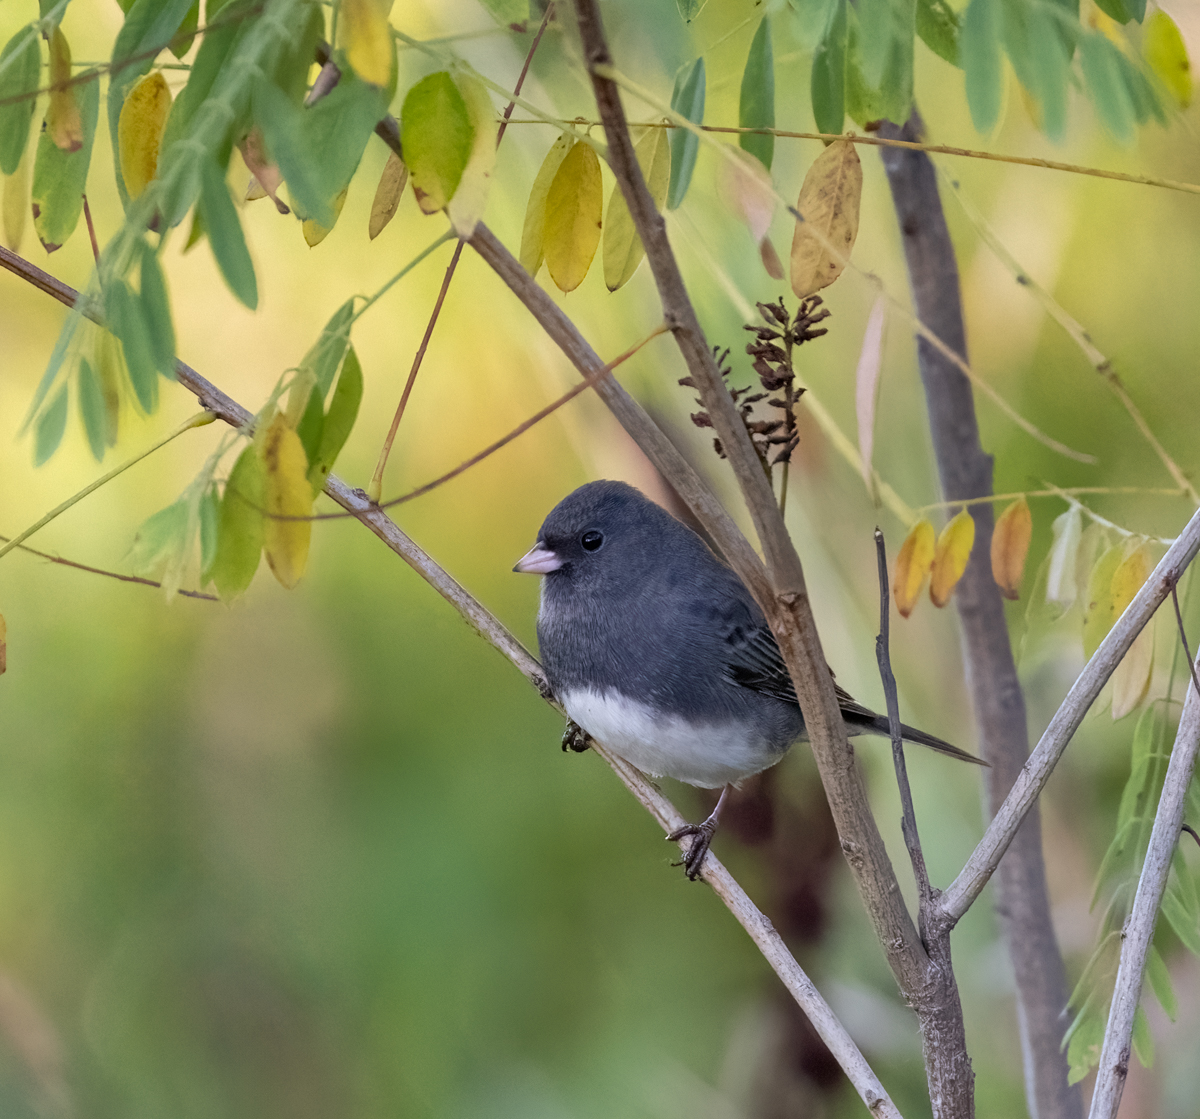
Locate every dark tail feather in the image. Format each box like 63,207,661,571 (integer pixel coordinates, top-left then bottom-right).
850,713,989,767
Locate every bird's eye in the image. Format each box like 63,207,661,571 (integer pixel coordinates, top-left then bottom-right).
581,531,604,552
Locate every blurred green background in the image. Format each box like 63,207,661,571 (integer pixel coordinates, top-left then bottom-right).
2,0,1200,1115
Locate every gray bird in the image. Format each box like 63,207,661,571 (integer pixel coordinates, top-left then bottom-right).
514,480,984,878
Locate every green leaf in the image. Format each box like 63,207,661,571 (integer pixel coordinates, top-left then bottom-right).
211,444,265,602
811,0,847,135
1118,49,1168,126
252,78,331,225
309,346,363,493
106,0,198,210
916,0,960,66
128,496,197,599
1162,876,1200,956
39,0,68,20
31,74,99,251
479,0,530,26
666,58,705,210
199,483,219,584
198,157,258,309
739,18,775,171
674,0,707,22
1064,990,1105,1086
1094,0,1141,25
1144,10,1192,109
139,243,176,378
1131,1005,1154,1068
961,0,1002,133
0,28,41,176
77,356,107,461
1145,943,1177,1020
844,6,912,125
401,72,473,213
294,75,387,203
856,0,912,87
296,382,325,466
1081,35,1135,143
169,0,200,59
104,280,158,413
34,383,69,465
300,297,355,397
273,1,325,104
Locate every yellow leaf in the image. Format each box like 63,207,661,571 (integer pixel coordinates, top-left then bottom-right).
1112,623,1153,719
790,138,862,298
46,28,83,153
3,144,29,251
341,0,394,87
118,72,172,199
369,150,407,239
519,133,573,276
1082,543,1126,660
894,519,935,618
603,124,671,291
930,509,975,608
303,188,348,247
446,72,496,238
1110,543,1150,618
1144,10,1192,109
543,140,603,293
261,413,313,589
991,497,1032,600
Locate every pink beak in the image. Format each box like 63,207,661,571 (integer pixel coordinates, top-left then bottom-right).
513,543,563,574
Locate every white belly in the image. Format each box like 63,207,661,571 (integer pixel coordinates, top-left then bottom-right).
559,687,785,789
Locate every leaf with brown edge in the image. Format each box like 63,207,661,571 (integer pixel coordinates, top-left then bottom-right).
401,72,471,215
603,124,671,291
341,0,394,87
369,150,407,239
262,414,313,590
45,27,82,152
930,509,975,607
239,127,288,213
543,140,602,293
118,72,171,198
991,497,1032,600
790,138,861,298
519,133,573,276
894,519,935,618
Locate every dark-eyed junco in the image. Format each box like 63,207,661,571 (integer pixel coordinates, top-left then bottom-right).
514,480,984,878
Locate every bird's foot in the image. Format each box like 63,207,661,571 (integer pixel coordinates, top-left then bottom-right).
667,818,718,880
561,720,592,753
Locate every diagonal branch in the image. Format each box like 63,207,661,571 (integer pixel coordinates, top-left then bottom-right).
1088,647,1200,1119
0,244,904,1119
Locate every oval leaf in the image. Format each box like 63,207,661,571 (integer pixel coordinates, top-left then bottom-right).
198,158,258,309
309,346,363,494
0,28,41,175
46,27,82,152
930,509,975,607
118,71,171,198
519,133,573,276
812,0,847,135
991,497,1032,600
34,382,68,465
667,58,705,210
961,0,1002,133
543,140,602,293
1143,10,1191,109
1112,622,1153,719
854,292,887,498
739,18,775,170
894,519,935,618
3,143,29,250
715,147,774,244
302,186,347,246
31,72,99,251
401,71,472,214
341,0,394,87
369,150,408,239
77,356,106,461
1045,505,1082,607
790,138,861,298
603,124,671,291
211,444,265,602
1082,543,1126,659
446,72,496,237
262,413,313,590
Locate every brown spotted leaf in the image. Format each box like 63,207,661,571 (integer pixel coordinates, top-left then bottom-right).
790,138,861,297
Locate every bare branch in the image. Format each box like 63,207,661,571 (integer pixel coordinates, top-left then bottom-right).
938,505,1200,922
1088,649,1200,1119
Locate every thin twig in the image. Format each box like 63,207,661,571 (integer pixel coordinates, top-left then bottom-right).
3,215,904,1119
1171,584,1200,700
874,528,932,927
941,172,1200,505
937,509,1200,925
82,195,100,264
1088,646,1200,1119
498,117,1200,197
367,2,555,503
0,534,218,600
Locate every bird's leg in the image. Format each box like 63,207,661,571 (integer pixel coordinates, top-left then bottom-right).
667,786,730,880
561,720,592,753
